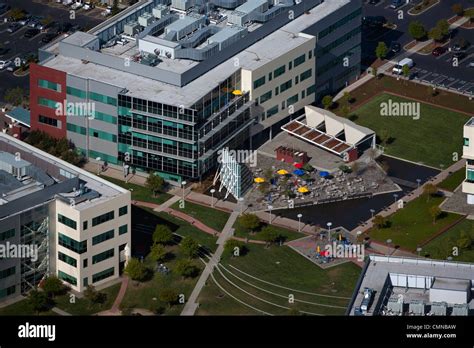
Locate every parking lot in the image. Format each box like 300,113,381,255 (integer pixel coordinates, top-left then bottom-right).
362,0,474,95
0,0,102,103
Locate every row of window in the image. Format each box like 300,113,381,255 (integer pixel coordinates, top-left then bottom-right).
0,228,15,241
39,115,60,128
0,266,15,280
264,85,316,119
58,251,77,268
58,267,115,287
317,27,361,58
92,229,114,246
92,248,114,265
58,214,77,230
0,285,15,299
58,270,77,286
318,8,362,40
38,79,62,93
58,233,87,254
92,211,115,227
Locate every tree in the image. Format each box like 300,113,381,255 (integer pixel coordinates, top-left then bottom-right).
379,129,390,146
174,259,199,279
41,275,66,298
457,230,472,250
260,226,283,246
28,289,50,314
4,87,25,106
224,239,247,257
146,173,165,197
124,258,149,281
429,27,443,42
373,215,387,229
180,237,200,259
111,0,120,15
408,21,427,41
9,8,26,21
149,243,167,263
341,105,351,118
436,19,450,38
429,205,442,224
322,95,333,110
451,3,464,16
402,64,411,80
159,288,178,308
375,42,388,60
237,213,261,233
84,285,106,306
153,225,173,245
423,183,438,201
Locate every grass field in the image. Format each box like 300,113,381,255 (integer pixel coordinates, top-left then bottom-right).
120,244,203,315
171,200,230,232
351,94,469,168
54,283,121,315
422,219,474,262
196,244,361,315
438,167,465,192
0,298,57,316
369,194,463,250
233,220,305,242
102,175,172,205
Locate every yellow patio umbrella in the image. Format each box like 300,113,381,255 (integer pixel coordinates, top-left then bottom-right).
232,90,243,96
277,169,289,175
254,177,265,183
298,186,309,193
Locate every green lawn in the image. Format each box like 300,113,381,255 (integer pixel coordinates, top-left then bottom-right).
438,167,465,192
197,244,361,315
54,283,121,315
0,298,57,316
233,220,305,242
369,194,463,250
120,244,203,315
171,200,230,232
352,94,470,168
101,175,172,205
423,219,474,262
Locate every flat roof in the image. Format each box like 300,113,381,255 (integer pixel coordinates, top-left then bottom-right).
432,277,470,291
5,107,30,127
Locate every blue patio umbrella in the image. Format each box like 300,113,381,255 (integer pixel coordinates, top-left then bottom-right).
319,171,330,178
293,169,305,176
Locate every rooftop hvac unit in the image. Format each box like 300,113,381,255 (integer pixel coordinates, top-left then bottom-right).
152,4,169,19
387,296,403,314
172,0,194,11
138,13,154,27
430,302,447,316
409,300,425,316
452,303,469,316
124,21,141,36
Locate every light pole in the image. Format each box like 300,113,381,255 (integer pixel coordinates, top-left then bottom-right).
297,213,303,232
96,157,101,175
393,193,398,203
416,179,421,188
370,209,375,218
327,222,332,241
181,181,187,202
386,238,392,255
268,205,273,225
416,247,422,259
238,197,244,215
210,189,216,208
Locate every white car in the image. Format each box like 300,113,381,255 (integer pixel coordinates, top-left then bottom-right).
0,60,12,70
83,2,94,10
71,2,82,10
468,61,474,68
102,6,112,16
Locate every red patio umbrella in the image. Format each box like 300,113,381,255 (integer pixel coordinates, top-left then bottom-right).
294,162,303,169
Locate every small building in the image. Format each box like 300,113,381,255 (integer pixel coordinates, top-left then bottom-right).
275,146,308,165
429,277,471,304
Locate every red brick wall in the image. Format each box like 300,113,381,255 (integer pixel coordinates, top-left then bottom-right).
29,63,67,139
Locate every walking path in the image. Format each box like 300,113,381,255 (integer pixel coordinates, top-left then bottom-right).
181,211,240,315
97,276,129,316
52,307,72,316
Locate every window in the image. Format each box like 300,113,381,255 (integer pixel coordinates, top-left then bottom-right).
38,79,61,92
83,221,88,230
92,249,114,264
92,267,114,283
92,211,115,227
318,8,362,40
289,61,293,70
67,123,86,135
467,169,474,182
0,266,15,280
119,206,128,216
90,128,117,143
58,214,77,230
287,94,299,106
300,69,313,82
309,50,313,59
88,150,118,166
253,76,266,90
259,91,272,104
464,138,470,146
38,97,58,109
39,115,59,128
274,65,286,78
280,80,293,93
275,87,280,96
58,271,77,286
268,72,273,81
58,233,87,254
93,111,117,124
295,76,299,85
83,277,88,287
67,86,87,99
302,90,306,99
83,259,88,268
89,92,117,106
92,230,114,245
0,228,15,241
294,54,306,67
119,224,128,235
0,285,15,299
58,252,77,267
266,105,279,118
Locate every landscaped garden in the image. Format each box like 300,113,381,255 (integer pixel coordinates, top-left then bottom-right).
348,93,469,168
422,219,474,262
368,191,463,251
438,167,465,192
196,244,361,315
171,200,230,232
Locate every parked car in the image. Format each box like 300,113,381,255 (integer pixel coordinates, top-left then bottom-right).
432,46,447,57
0,60,12,70
390,0,403,9
18,15,32,26
101,6,112,16
469,61,474,68
42,32,58,43
24,28,40,38
452,51,466,61
7,22,22,33
392,58,414,74
70,2,83,10
362,16,387,28
390,42,401,53
83,2,94,10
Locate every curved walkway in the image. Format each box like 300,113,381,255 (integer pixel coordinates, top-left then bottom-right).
97,276,129,316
